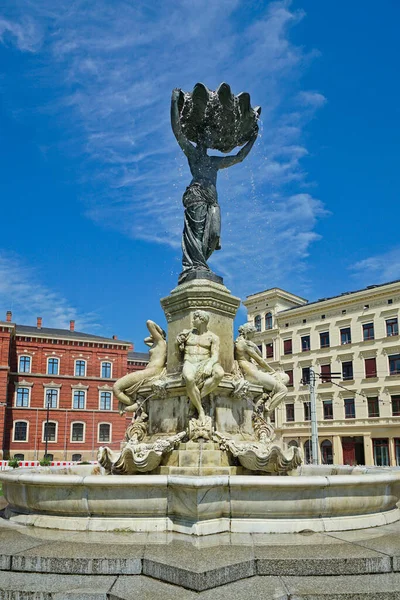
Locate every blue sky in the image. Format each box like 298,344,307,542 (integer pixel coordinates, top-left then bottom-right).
0,1,399,351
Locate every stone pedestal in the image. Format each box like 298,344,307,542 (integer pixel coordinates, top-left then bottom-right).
160,279,241,374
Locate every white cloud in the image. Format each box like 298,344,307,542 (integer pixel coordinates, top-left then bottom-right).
0,0,327,293
0,16,42,52
0,252,99,331
351,247,400,284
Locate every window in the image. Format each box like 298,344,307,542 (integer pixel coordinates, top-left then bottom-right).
265,312,273,330
367,397,379,418
389,354,400,376
340,327,351,345
391,395,400,416
320,364,331,383
344,398,355,419
257,345,263,355
319,332,330,348
98,423,111,443
45,389,58,409
283,339,292,355
101,362,112,378
100,391,112,410
269,410,276,424
395,439,400,466
285,370,293,387
266,343,273,358
47,357,59,375
286,403,295,422
323,400,333,420
304,401,311,421
373,439,389,466
71,422,84,442
73,390,86,409
16,388,29,407
43,421,57,442
14,421,27,441
44,453,54,461
363,322,374,341
254,315,261,332
301,335,310,352
386,318,399,337
75,360,86,377
19,355,31,373
388,299,393,305
342,361,353,381
72,454,82,462
365,357,377,378
13,454,24,461
301,367,310,385
321,440,333,464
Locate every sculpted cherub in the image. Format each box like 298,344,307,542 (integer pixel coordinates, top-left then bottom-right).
113,320,167,415
235,323,289,416
177,310,224,424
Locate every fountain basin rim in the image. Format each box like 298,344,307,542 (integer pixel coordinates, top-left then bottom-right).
1,467,400,488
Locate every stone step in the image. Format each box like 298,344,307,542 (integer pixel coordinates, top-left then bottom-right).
2,518,400,595
2,572,400,599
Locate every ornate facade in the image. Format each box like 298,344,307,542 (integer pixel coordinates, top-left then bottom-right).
244,280,400,467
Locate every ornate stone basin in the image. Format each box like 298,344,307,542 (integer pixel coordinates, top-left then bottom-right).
1,465,400,535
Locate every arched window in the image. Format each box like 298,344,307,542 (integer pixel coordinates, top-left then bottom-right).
47,357,59,375
72,454,82,462
16,388,30,407
71,422,85,442
19,355,31,373
98,423,111,443
265,312,273,330
101,362,112,378
321,439,333,464
75,360,86,377
99,391,112,410
13,421,28,442
42,421,57,443
14,454,24,461
254,315,261,332
288,440,299,448
45,388,59,409
304,440,312,464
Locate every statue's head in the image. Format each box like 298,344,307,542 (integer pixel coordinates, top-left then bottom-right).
193,310,210,327
238,323,257,339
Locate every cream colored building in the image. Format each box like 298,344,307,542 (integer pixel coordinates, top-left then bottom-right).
243,279,400,467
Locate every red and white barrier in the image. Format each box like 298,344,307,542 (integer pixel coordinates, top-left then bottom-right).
0,460,97,471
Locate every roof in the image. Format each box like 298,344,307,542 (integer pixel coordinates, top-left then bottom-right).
280,278,400,313
15,324,131,345
128,351,149,362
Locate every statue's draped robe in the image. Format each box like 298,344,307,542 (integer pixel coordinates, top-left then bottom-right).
180,182,221,279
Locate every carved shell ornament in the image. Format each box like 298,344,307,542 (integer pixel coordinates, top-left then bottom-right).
176,82,261,153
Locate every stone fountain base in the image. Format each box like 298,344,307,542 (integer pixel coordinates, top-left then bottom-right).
2,465,400,535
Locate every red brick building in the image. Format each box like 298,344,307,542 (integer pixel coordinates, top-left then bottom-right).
0,312,148,461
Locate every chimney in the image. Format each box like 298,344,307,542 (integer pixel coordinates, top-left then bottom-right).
112,335,117,340
37,317,42,329
70,320,75,332
6,311,12,322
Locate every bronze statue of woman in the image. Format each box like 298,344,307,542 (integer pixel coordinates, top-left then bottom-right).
171,87,258,285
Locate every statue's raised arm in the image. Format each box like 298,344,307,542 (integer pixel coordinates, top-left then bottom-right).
171,89,195,158
214,128,258,170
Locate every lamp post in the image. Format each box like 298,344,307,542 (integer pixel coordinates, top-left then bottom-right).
44,392,50,459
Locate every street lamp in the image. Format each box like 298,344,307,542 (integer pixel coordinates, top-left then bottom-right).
44,391,51,460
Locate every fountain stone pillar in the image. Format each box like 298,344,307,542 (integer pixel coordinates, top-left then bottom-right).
161,279,241,375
